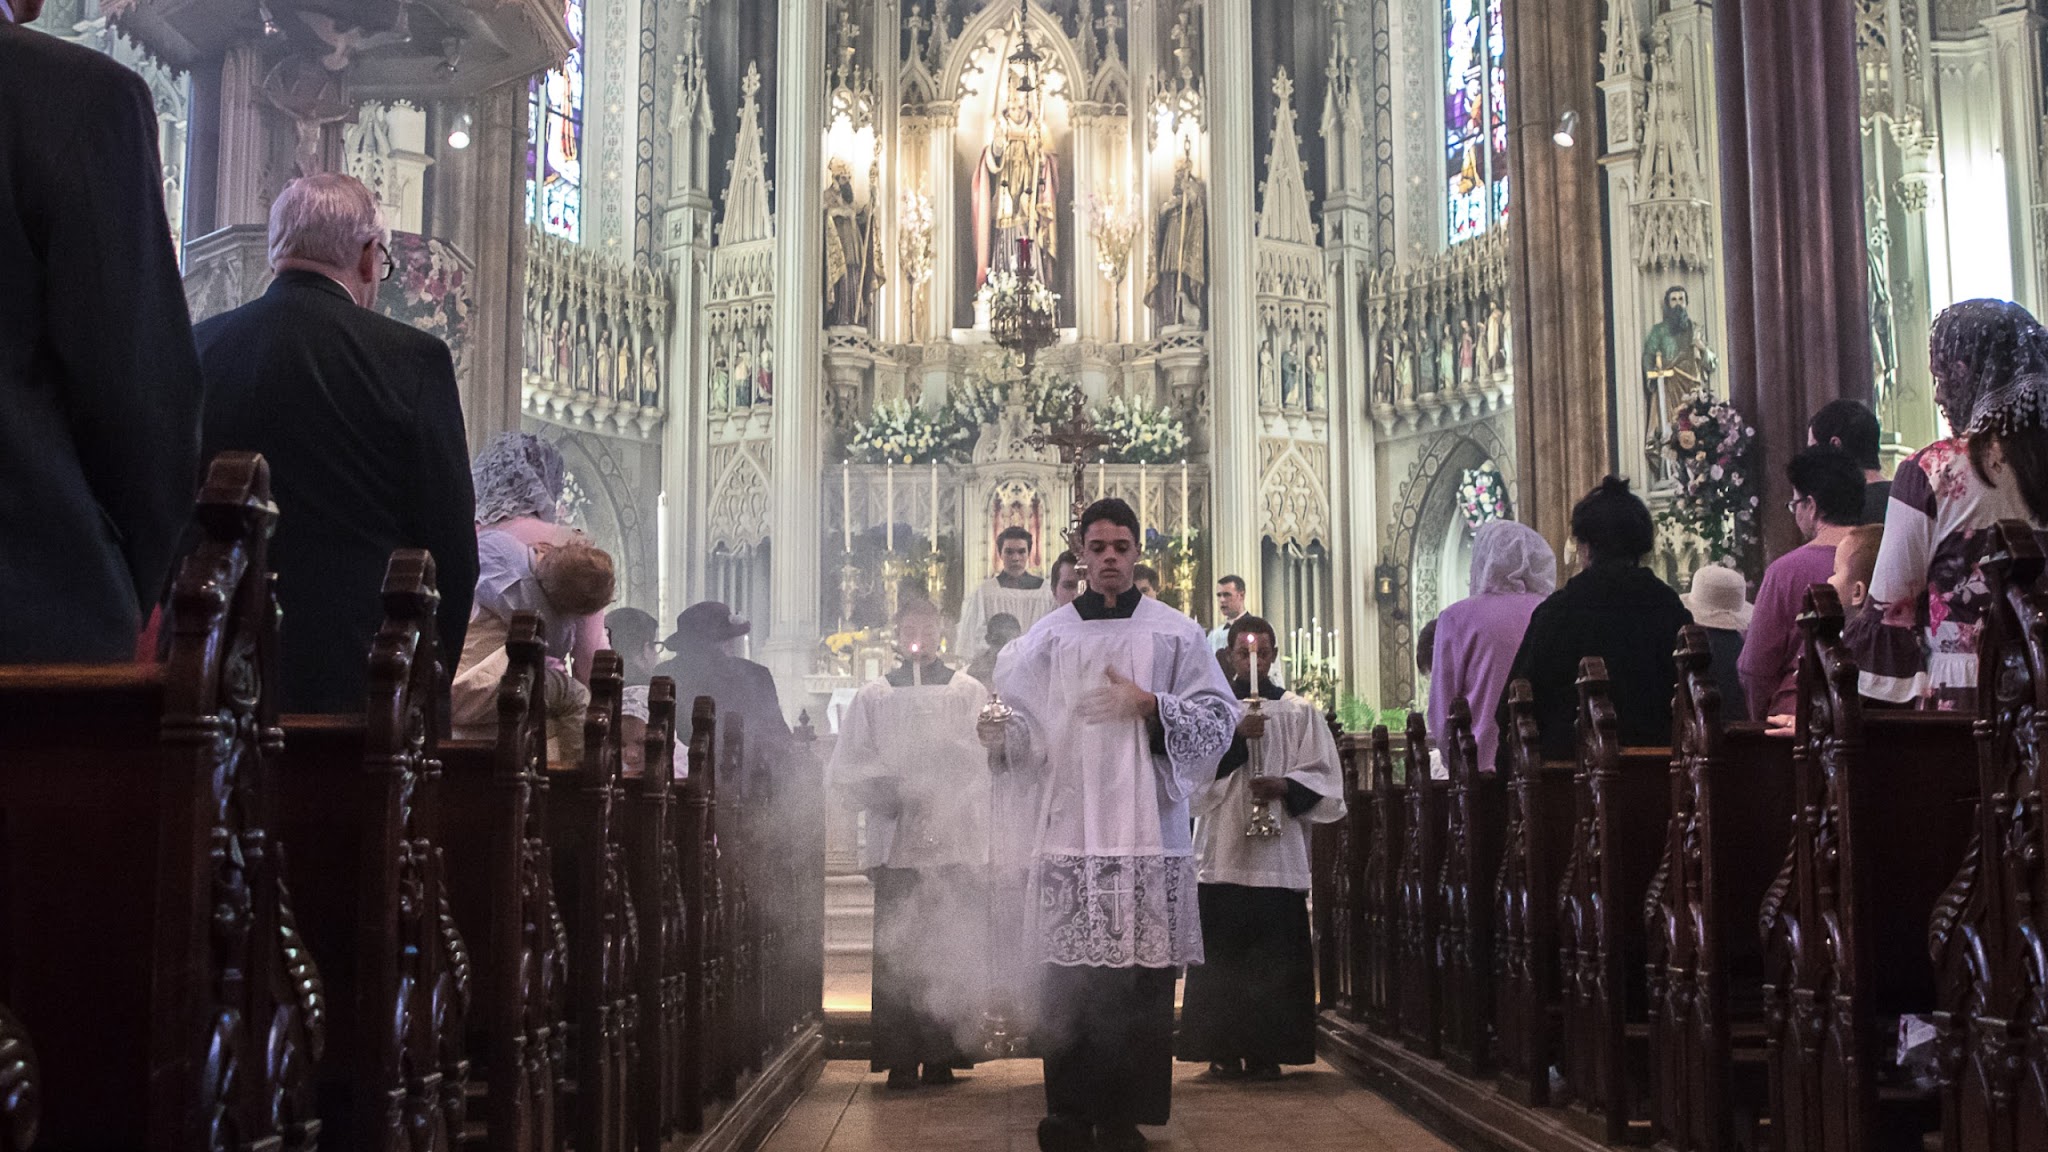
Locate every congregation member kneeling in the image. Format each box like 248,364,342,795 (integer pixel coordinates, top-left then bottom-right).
830,599,993,1089
1177,617,1346,1080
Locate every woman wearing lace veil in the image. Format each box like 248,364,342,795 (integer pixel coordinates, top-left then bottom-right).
1846,299,2048,711
1427,519,1558,774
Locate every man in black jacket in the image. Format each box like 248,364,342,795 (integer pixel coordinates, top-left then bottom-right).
197,173,478,712
0,1,203,663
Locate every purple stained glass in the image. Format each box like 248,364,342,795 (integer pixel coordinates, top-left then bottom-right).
1445,0,1509,243
529,0,584,241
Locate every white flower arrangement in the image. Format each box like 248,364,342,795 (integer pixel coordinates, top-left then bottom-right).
847,398,967,464
1093,395,1191,465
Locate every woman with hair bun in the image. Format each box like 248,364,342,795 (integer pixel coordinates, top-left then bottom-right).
1846,298,2048,711
1494,476,1693,766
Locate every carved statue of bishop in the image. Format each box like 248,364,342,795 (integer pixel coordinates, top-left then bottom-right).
824,159,884,329
1147,151,1208,330
974,84,1060,290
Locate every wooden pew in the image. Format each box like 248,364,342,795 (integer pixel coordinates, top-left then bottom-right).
438,614,570,1152
271,551,469,1152
1361,724,1405,1031
547,653,639,1152
676,697,718,1133
1493,679,1576,1107
0,452,323,1151
1395,714,1447,1057
1557,657,1670,1144
1438,695,1508,1076
1931,520,2048,1152
1762,586,1975,1152
625,680,685,1152
1313,733,1372,1021
1644,627,1795,1152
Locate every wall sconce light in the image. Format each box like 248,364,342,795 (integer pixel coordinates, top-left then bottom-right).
1374,562,1403,615
1552,109,1579,149
447,112,472,151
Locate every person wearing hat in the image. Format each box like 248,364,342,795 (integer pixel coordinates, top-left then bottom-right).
653,601,793,796
1740,447,1866,721
1681,564,1753,723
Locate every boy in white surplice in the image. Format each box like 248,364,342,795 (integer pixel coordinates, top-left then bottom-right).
1176,616,1346,1080
983,499,1238,1152
830,599,991,1089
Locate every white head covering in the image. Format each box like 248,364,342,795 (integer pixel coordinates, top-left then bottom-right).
1468,520,1559,598
1682,563,1753,633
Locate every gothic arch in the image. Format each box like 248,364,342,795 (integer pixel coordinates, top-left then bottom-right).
540,427,653,610
939,2,1086,109
1378,416,1515,704
707,442,772,552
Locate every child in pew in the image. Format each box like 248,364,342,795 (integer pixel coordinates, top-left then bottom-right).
1764,523,1883,735
453,534,618,762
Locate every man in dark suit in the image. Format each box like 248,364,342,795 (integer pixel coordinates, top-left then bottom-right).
0,0,203,663
197,173,478,713
654,601,794,795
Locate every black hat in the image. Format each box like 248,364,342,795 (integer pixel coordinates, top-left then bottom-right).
662,601,752,650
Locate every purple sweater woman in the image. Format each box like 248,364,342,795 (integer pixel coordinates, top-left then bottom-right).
1428,520,1558,772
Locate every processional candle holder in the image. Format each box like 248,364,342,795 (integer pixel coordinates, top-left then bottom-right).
976,689,1025,1058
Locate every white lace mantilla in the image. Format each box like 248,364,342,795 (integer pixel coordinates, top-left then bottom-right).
1031,853,1203,967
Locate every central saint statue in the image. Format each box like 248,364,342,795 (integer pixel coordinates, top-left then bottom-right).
974,83,1059,291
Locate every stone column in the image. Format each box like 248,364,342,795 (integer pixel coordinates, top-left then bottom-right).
1205,0,1262,602
766,0,827,688
1502,0,1610,554
1985,8,2048,315
1716,0,1870,558
662,66,717,621
461,81,532,445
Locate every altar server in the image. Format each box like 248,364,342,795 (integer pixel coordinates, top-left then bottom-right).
830,599,991,1089
1176,616,1346,1080
984,499,1238,1152
958,526,1055,660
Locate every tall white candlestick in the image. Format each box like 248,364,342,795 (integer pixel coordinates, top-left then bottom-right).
1097,461,1107,502
886,462,896,553
841,462,853,553
929,460,940,547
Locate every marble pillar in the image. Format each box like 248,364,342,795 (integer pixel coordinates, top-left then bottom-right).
1206,0,1262,603
1716,0,1870,559
766,0,827,685
1503,0,1609,555
1986,9,2048,317
461,81,532,445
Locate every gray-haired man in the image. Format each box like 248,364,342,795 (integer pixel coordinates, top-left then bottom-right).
196,173,477,712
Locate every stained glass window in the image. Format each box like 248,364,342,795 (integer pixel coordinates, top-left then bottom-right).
527,0,585,241
1444,0,1509,244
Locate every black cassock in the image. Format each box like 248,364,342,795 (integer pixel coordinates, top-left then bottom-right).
1174,884,1317,1066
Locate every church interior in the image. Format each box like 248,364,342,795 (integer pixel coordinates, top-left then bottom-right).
7,0,2048,1150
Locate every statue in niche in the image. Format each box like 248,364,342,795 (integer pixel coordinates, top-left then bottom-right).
616,340,633,406
1642,284,1720,479
574,316,592,392
1258,337,1276,405
710,354,729,412
1393,332,1416,405
641,343,660,407
757,345,775,403
1307,346,1326,412
1146,150,1208,329
974,81,1060,290
596,325,615,400
1484,299,1506,375
1281,337,1301,407
1868,230,1897,420
823,159,883,328
1457,319,1477,388
733,347,753,408
1436,323,1456,395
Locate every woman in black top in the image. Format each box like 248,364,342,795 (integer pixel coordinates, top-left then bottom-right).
1496,476,1694,765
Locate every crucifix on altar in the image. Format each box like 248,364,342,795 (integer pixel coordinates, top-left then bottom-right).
1028,382,1113,561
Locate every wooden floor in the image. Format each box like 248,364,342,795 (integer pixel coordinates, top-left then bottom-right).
758,1057,1463,1152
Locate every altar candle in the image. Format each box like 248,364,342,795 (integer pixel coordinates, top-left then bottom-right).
929,460,940,547
1097,461,1107,501
1179,461,1190,541
912,643,923,688
841,462,853,553
886,462,896,553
